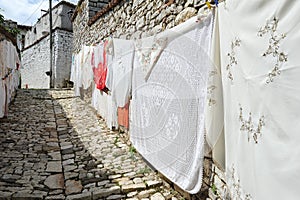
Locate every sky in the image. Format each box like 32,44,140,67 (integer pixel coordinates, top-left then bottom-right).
0,0,78,26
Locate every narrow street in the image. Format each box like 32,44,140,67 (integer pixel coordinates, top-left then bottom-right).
0,89,183,200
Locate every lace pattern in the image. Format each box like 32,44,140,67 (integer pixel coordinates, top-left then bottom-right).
130,14,214,193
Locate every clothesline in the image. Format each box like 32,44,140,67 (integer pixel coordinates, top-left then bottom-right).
71,1,300,198
71,5,214,194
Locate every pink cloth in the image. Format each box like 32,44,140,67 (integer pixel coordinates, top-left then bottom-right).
118,102,130,129
93,41,108,91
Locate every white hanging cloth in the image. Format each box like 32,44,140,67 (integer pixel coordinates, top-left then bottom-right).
81,46,94,90
0,80,5,118
91,84,118,129
91,42,118,129
106,39,135,108
130,10,214,194
71,50,83,97
205,9,224,149
214,1,300,199
70,54,76,83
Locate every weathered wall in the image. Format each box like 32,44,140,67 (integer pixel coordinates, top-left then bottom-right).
209,163,230,200
73,0,206,52
21,29,73,89
25,2,75,47
21,35,50,89
88,0,110,18
53,30,73,88
0,29,21,118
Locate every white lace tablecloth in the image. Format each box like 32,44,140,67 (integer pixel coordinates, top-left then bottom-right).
130,11,214,193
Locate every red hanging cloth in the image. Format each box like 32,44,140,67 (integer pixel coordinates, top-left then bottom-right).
93,41,109,92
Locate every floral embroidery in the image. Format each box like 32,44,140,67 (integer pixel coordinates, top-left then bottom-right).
258,17,287,83
226,38,241,81
207,70,218,106
227,165,253,200
239,105,265,144
207,85,217,106
135,36,167,74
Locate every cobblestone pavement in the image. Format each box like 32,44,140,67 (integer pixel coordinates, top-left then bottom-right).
0,89,185,200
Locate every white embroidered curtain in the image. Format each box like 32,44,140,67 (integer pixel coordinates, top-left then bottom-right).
210,1,300,199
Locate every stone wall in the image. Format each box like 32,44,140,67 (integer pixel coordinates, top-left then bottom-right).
21,29,73,89
209,163,230,200
73,0,206,52
88,0,110,18
21,35,50,89
25,1,75,47
53,30,73,88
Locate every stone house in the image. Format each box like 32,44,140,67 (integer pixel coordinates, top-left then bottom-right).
21,1,75,89
71,0,227,199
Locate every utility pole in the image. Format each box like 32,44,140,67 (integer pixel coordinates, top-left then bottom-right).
49,0,54,88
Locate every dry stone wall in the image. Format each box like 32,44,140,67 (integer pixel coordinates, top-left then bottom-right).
88,0,111,18
73,0,206,52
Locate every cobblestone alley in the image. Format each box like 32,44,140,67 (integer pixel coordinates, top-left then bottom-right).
0,89,184,200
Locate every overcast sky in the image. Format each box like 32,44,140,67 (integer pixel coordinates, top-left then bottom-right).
0,0,78,26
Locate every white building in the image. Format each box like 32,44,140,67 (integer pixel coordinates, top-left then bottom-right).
21,1,75,89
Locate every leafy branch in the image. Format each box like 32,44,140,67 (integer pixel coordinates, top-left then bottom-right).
0,8,20,37
0,8,4,25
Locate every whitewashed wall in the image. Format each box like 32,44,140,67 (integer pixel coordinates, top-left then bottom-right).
25,2,74,47
21,30,73,89
53,30,73,88
21,35,50,89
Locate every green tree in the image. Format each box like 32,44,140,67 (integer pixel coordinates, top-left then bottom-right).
0,8,20,36
0,8,4,25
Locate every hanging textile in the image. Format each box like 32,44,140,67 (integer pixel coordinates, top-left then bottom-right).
213,1,300,199
91,41,118,129
91,84,118,129
70,54,76,84
70,49,83,97
106,39,135,107
93,41,109,92
0,80,5,118
81,46,94,90
205,9,224,149
130,10,214,194
117,102,130,129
